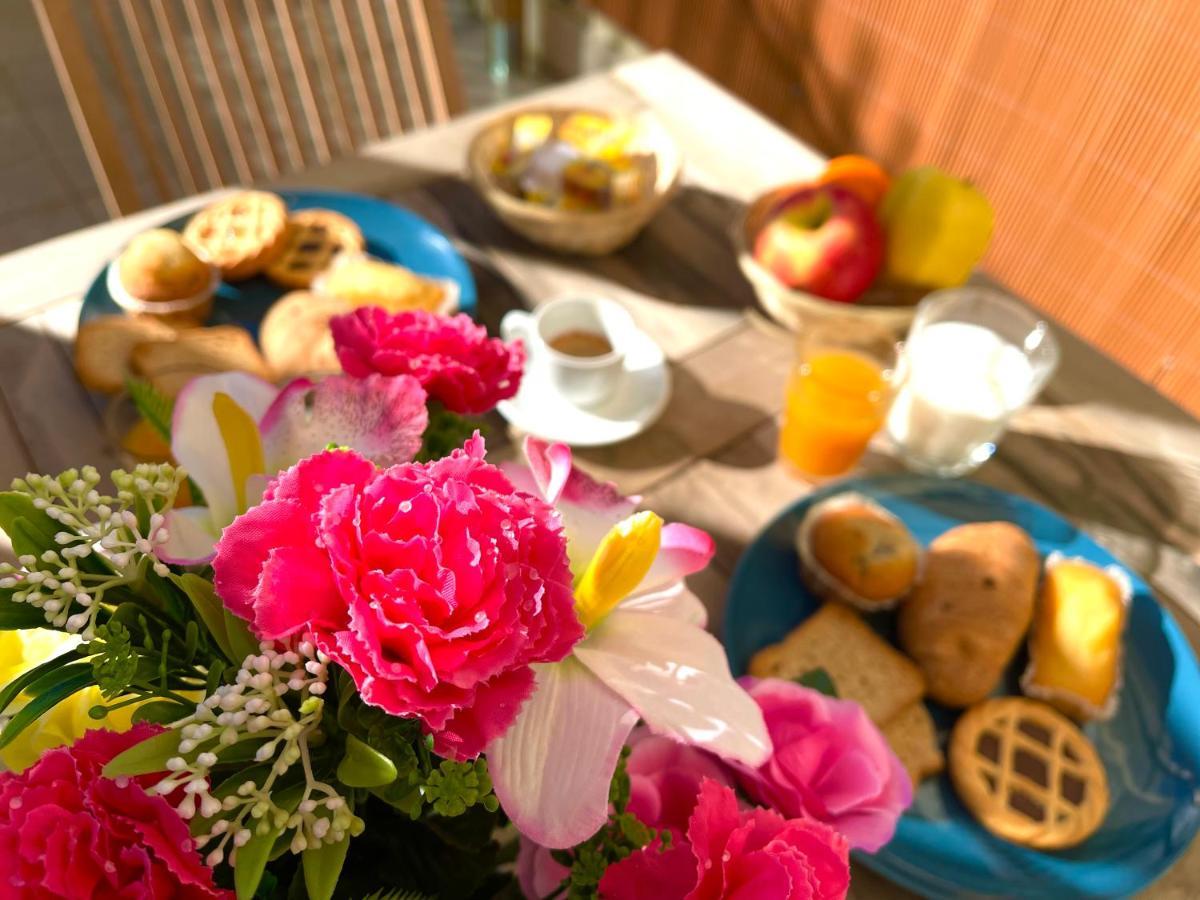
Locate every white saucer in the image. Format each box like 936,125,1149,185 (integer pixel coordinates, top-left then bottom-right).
497,327,671,447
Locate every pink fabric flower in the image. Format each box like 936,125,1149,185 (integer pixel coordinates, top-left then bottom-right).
0,724,229,899
599,779,850,900
731,678,912,852
212,435,582,759
331,307,524,414
518,728,735,897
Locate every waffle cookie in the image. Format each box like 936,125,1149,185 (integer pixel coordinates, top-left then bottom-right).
949,697,1109,849
182,191,288,280
265,209,365,288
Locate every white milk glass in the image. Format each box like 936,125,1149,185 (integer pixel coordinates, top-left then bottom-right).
886,288,1059,476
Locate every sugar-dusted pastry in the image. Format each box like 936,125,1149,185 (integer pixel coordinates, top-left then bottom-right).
259,291,349,379
898,522,1039,708
749,602,925,726
265,209,365,289
950,697,1109,849
1021,554,1131,721
796,492,921,611
116,229,213,302
182,190,288,280
314,255,453,315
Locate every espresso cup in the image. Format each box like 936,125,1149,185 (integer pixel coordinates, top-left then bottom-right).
501,296,634,407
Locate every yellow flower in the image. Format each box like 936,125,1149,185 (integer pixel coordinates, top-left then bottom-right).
0,629,136,772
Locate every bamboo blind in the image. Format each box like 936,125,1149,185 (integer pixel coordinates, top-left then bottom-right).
593,0,1200,416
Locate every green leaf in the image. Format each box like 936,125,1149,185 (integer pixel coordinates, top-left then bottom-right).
235,819,287,900
131,699,193,725
170,573,234,662
223,608,259,665
0,492,57,546
126,377,175,443
337,734,399,788
795,667,839,698
0,669,93,750
0,649,81,717
8,517,52,564
24,660,95,697
0,594,52,630
102,727,182,777
302,834,352,900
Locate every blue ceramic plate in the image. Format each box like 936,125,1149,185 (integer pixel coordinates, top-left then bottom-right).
79,189,477,336
724,474,1200,899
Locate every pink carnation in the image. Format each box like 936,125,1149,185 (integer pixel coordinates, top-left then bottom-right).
519,729,734,898
212,435,582,759
0,725,229,899
600,780,849,900
331,307,524,414
731,678,912,852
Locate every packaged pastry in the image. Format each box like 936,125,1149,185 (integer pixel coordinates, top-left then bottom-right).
182,190,288,280
949,697,1109,849
1021,554,1131,721
795,492,921,611
116,229,213,302
898,521,1039,707
313,255,458,315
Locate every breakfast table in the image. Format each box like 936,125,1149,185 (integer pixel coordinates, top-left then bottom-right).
0,51,1197,898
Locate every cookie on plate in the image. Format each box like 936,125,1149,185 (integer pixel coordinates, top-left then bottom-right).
259,291,349,379
74,315,177,394
949,697,1109,849
265,209,365,288
182,190,288,280
131,325,272,397
749,602,925,726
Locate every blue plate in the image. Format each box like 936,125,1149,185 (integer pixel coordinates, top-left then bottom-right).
79,189,477,336
724,474,1200,899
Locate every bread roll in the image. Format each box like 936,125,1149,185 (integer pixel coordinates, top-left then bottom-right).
898,522,1038,707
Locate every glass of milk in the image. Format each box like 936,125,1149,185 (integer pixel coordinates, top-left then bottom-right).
886,287,1059,476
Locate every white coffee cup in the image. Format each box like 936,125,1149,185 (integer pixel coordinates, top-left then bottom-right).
501,296,635,407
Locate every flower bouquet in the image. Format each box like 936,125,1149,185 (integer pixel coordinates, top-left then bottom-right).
0,308,910,898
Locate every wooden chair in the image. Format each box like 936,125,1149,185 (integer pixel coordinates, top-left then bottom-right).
32,0,466,216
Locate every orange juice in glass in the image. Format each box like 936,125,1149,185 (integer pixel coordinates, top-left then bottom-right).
778,323,896,478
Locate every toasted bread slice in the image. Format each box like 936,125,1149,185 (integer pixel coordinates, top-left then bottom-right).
131,325,272,397
74,315,177,394
883,701,944,785
748,602,925,725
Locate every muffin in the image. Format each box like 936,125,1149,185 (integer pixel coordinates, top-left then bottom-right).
796,493,921,611
1021,554,1131,721
117,229,213,302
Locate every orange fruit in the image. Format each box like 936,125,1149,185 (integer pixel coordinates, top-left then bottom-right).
818,155,891,208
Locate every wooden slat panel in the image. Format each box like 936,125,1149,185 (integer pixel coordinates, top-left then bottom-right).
330,0,381,143
210,0,281,179
357,0,405,135
305,0,356,155
383,0,427,129
245,0,307,172
273,0,332,165
591,0,1200,416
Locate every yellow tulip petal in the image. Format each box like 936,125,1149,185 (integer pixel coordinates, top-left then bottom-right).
575,512,663,630
212,391,265,515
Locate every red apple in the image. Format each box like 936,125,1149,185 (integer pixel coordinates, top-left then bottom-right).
753,184,884,303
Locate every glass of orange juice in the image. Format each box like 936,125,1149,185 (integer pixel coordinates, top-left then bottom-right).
778,321,897,478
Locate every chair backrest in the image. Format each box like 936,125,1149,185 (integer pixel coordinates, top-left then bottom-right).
32,0,465,216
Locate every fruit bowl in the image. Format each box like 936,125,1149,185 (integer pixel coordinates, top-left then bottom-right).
734,183,925,334
466,106,683,256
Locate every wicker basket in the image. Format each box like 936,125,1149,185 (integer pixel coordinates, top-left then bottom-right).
466,106,683,256
734,183,925,334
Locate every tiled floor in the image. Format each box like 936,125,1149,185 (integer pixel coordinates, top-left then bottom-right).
0,0,643,255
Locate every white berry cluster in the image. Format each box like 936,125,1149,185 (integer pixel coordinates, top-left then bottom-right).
0,465,184,638
152,637,362,868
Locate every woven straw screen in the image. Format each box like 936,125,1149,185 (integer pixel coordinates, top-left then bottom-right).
593,0,1200,415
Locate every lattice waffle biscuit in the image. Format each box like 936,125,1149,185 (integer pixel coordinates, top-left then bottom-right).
265,209,365,288
182,191,288,280
949,698,1109,849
